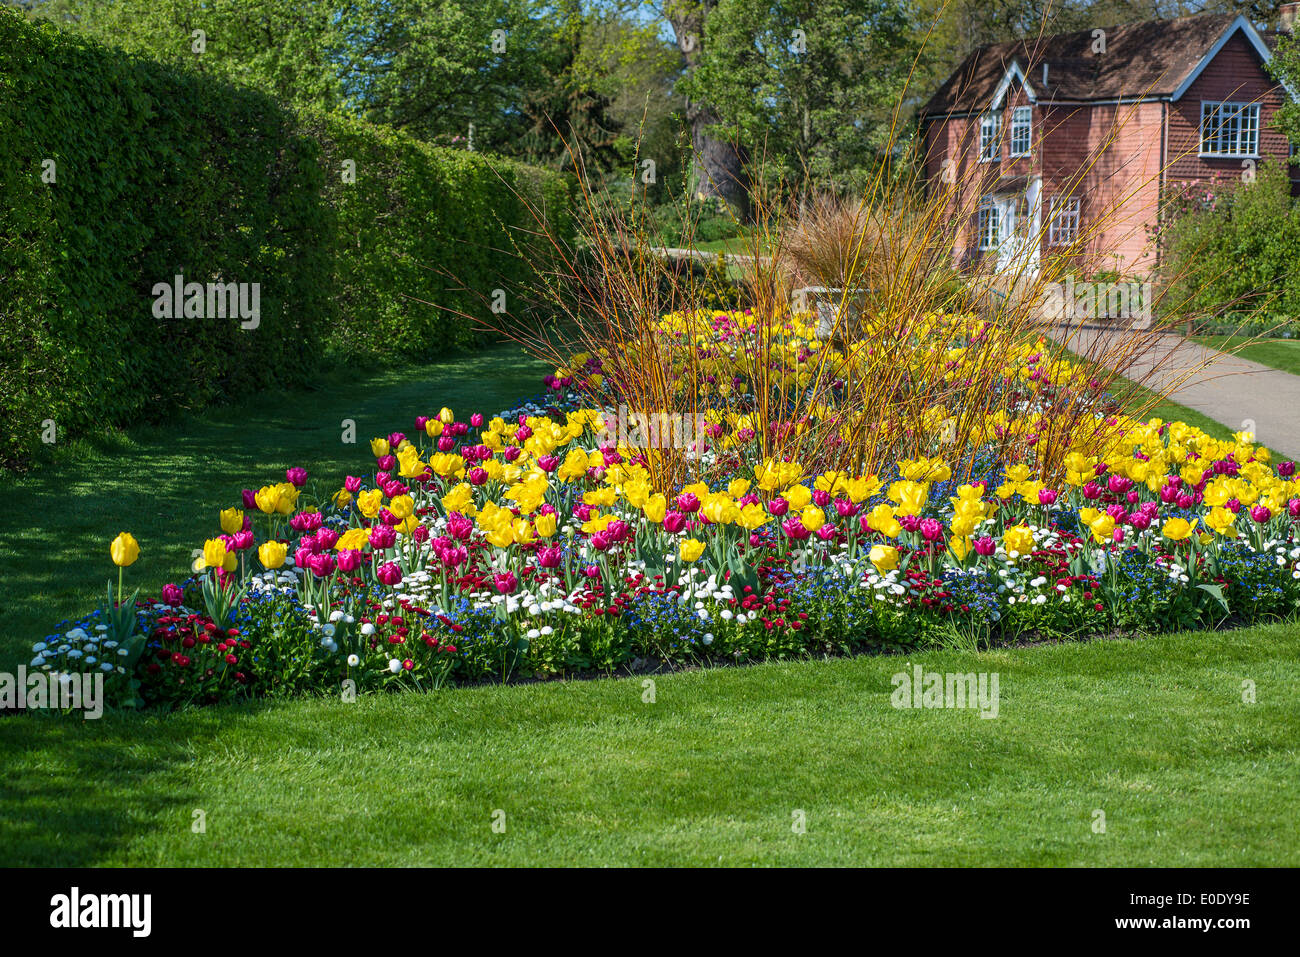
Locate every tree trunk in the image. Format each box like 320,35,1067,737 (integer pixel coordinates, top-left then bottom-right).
668,1,750,217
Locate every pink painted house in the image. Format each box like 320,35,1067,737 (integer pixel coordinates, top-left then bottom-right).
918,12,1297,278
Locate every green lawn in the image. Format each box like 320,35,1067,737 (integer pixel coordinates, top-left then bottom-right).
1193,335,1300,378
0,343,549,665
5,342,1298,867
3,623,1296,866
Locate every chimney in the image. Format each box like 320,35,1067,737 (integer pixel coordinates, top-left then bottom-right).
1280,2,1300,33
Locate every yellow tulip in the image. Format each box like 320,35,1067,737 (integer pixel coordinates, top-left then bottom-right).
1204,506,1237,537
679,538,706,562
1002,524,1035,557
388,494,415,521
425,419,444,438
202,538,229,571
1161,517,1197,542
438,407,455,424
335,528,370,551
1088,514,1116,544
738,502,769,530
784,484,813,511
110,532,140,567
642,493,667,524
799,506,825,532
254,485,281,515
258,540,287,569
534,513,558,538
869,544,899,573
866,503,902,538
219,508,244,534
356,489,384,519
369,437,390,457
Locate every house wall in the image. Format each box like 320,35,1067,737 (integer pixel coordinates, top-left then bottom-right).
921,84,1038,270
1165,30,1294,188
1039,99,1165,275
922,27,1296,281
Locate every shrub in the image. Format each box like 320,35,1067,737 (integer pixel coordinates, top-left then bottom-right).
1160,161,1300,331
0,8,331,470
0,9,574,469
303,113,573,360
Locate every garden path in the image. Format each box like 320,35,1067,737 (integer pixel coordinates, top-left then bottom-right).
1042,323,1300,460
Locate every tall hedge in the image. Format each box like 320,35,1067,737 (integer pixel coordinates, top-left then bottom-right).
0,9,572,469
0,9,331,469
304,113,573,359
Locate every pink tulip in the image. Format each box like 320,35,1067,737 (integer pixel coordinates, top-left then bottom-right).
286,467,308,488
493,571,517,594
781,517,811,540
376,562,403,586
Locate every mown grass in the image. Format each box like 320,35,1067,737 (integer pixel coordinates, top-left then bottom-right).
0,343,549,664
2,623,1296,866
1193,335,1300,378
4,340,1297,867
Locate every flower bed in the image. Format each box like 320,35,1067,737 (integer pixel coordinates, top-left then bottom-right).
39,311,1300,710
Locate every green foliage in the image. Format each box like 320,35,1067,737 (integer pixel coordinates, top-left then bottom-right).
1160,160,1300,329
304,112,574,360
0,7,332,469
0,8,573,469
680,0,920,191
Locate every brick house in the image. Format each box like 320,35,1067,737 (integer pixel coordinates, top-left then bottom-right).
918,12,1297,278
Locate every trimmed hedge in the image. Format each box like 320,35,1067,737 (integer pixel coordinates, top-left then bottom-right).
304,113,572,358
0,9,572,469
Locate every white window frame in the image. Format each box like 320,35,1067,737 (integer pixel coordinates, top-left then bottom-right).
1199,101,1260,158
1009,106,1032,157
978,197,1000,250
1046,196,1080,246
979,112,1000,162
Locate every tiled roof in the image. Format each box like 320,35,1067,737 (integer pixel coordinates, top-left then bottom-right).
921,14,1263,115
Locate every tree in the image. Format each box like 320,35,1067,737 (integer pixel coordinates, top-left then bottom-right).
681,0,921,193
658,0,751,214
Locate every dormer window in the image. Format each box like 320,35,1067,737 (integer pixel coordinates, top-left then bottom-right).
1200,101,1260,157
1010,106,1032,157
979,112,1000,162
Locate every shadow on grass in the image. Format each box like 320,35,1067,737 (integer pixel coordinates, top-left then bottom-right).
0,344,548,665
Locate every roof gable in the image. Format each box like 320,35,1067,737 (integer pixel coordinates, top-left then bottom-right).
921,13,1278,116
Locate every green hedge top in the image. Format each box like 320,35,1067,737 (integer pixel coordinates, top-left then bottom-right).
0,7,572,470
